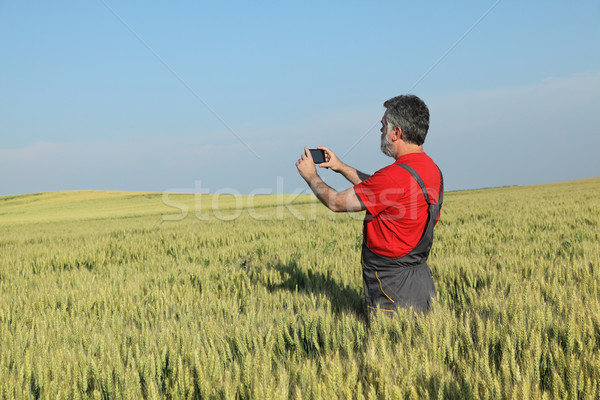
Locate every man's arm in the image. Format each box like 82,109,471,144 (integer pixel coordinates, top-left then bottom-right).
296,148,365,212
318,146,370,185
305,175,365,212
334,163,371,186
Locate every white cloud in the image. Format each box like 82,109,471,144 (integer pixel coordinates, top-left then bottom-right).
0,141,60,161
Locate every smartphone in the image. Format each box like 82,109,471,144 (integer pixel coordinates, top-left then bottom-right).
309,149,326,164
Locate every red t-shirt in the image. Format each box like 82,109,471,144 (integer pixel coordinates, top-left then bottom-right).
353,152,442,258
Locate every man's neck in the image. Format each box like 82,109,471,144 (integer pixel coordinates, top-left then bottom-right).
395,144,423,158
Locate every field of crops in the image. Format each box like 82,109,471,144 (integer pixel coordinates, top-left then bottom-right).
1,178,599,399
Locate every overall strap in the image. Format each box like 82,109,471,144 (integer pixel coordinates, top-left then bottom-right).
396,163,444,205
437,166,444,205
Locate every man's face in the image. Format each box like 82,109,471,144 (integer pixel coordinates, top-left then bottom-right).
380,111,395,158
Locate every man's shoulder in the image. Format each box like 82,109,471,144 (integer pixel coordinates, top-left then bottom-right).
360,153,439,188
397,152,437,167
360,162,414,190
365,162,406,183
397,153,440,177
374,162,400,175
397,153,443,196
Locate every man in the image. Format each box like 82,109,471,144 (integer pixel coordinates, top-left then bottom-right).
296,94,443,314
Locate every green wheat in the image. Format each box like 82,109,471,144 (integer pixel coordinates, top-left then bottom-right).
0,178,599,399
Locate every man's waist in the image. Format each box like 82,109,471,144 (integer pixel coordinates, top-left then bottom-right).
362,242,428,270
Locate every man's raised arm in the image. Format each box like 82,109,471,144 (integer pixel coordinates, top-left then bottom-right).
318,146,371,185
296,148,365,213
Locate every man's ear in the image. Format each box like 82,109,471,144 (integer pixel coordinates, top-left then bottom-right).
391,127,402,141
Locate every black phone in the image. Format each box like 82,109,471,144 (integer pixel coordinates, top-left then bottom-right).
309,149,326,164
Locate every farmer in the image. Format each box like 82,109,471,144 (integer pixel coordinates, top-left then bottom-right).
296,95,443,314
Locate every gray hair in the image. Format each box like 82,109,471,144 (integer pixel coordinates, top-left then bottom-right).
383,95,430,146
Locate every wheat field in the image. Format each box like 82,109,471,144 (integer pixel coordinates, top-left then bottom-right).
1,178,599,399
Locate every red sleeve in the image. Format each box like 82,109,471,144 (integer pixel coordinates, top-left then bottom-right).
353,166,398,217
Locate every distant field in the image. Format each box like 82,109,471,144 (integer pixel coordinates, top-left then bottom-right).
1,178,599,399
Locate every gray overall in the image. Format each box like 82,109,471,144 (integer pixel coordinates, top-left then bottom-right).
361,163,444,314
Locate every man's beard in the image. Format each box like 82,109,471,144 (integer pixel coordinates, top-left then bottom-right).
380,131,395,158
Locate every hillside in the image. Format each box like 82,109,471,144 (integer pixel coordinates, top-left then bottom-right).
1,176,598,224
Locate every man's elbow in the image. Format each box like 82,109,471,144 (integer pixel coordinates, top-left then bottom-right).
322,193,341,212
324,197,340,212
329,203,344,213
330,194,355,213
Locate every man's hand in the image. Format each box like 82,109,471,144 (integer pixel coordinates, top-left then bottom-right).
318,146,344,172
296,147,318,181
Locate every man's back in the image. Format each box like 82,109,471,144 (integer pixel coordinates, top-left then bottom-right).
354,152,442,258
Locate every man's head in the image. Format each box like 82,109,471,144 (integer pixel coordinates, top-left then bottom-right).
382,95,430,148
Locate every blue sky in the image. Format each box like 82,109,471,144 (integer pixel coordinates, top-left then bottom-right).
1,1,599,195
